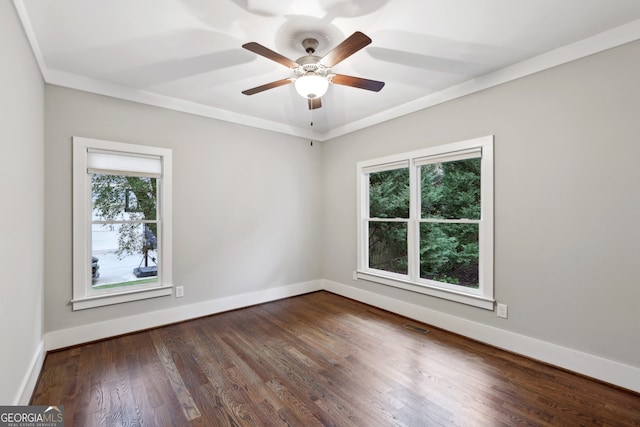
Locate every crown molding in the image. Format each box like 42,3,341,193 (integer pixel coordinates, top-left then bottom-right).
13,1,640,141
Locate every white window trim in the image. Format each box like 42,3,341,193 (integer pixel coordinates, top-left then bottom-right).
72,137,173,310
356,135,494,310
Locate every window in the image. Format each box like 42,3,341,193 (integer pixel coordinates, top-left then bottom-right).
357,136,494,309
72,137,173,310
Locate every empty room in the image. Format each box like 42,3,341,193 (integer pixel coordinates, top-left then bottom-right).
2,0,639,425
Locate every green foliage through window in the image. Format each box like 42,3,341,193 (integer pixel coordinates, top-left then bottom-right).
421,158,480,220
367,157,481,288
369,168,410,219
420,158,480,288
369,222,407,274
368,168,409,274
420,223,478,287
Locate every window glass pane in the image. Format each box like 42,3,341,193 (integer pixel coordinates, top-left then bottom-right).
368,222,407,274
421,158,480,220
420,223,478,288
92,174,157,221
92,223,158,289
369,168,410,218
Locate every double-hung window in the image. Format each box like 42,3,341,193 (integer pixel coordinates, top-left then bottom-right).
72,137,173,310
357,135,494,309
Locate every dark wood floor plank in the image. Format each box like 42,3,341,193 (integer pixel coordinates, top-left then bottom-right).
149,329,202,422
32,291,640,426
249,305,398,426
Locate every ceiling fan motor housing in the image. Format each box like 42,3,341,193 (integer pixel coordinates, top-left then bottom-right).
294,57,329,78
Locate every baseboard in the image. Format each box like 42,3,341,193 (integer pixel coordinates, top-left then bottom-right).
322,279,640,393
45,280,322,351
14,340,45,405
41,278,640,393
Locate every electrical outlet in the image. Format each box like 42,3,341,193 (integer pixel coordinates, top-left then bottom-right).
497,303,508,319
175,286,184,298
352,271,358,281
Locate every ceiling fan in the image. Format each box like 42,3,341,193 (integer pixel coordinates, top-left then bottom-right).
241,31,385,110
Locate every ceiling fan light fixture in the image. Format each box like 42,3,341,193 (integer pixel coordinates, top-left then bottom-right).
242,32,383,108
294,72,329,99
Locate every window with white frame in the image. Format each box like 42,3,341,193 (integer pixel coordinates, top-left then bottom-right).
72,137,173,310
356,135,494,309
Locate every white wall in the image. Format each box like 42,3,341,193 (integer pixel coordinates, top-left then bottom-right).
44,85,323,334
0,2,45,404
322,41,640,371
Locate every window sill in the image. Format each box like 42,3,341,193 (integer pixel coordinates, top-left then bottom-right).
71,285,173,310
355,271,494,310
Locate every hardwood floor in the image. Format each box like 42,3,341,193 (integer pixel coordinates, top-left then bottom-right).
32,291,640,426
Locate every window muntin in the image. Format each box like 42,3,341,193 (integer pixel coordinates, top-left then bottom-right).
73,137,173,310
357,136,493,309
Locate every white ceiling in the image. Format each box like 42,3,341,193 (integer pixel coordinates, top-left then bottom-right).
14,0,640,140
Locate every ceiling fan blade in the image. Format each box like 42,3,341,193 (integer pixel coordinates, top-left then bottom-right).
331,74,385,92
308,97,322,110
242,42,298,68
242,78,292,95
321,31,372,68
